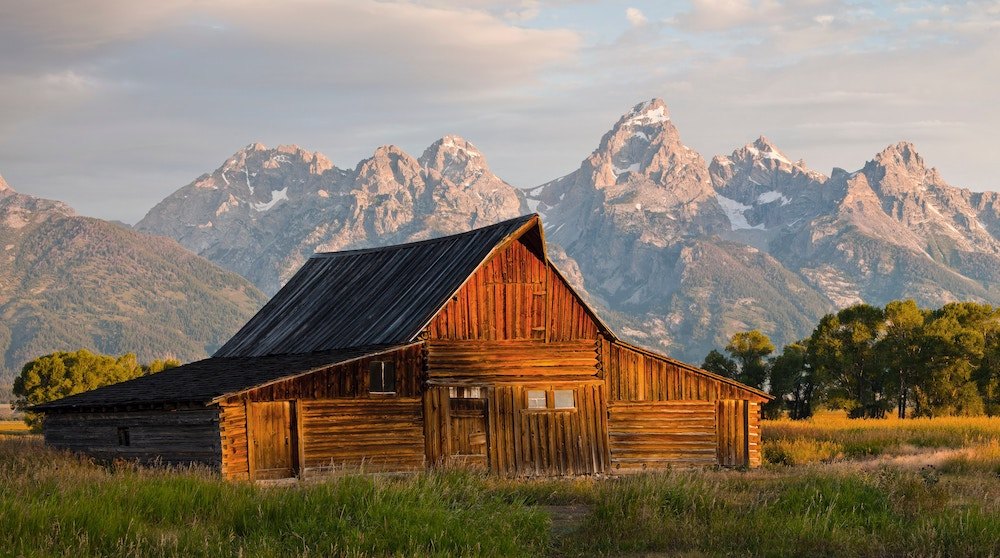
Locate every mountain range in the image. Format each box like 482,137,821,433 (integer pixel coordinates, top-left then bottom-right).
4,98,999,377
136,99,1000,363
0,175,266,380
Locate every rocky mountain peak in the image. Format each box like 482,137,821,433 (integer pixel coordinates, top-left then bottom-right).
873,141,925,172
617,98,670,128
0,173,11,194
419,135,491,184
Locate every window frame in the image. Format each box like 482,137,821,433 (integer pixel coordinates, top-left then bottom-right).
523,388,577,412
368,360,397,394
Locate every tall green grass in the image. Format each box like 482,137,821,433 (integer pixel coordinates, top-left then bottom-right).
0,439,547,557
4,415,1000,557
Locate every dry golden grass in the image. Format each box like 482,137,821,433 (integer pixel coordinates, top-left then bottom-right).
0,420,30,437
763,411,1000,466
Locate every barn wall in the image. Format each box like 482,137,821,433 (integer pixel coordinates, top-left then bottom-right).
300,398,425,474
716,400,762,468
426,339,598,384
43,408,221,467
602,340,768,469
424,339,609,475
428,239,600,342
488,382,609,476
602,340,767,403
607,401,717,470
236,345,423,401
220,345,425,480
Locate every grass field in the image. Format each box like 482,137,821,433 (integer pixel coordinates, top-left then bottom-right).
1,414,999,557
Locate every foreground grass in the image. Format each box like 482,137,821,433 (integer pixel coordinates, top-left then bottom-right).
3,414,1000,557
0,438,547,557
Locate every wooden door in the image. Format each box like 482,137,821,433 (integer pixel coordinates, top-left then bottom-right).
249,401,296,480
716,400,749,468
449,397,488,468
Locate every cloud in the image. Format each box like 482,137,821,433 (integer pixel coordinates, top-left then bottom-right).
626,7,648,27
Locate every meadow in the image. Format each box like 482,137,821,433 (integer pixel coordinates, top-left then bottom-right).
1,414,998,557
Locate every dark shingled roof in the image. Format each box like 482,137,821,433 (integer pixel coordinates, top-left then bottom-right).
32,345,409,411
214,214,539,357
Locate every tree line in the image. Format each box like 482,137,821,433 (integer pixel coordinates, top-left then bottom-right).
703,300,1000,419
12,349,180,426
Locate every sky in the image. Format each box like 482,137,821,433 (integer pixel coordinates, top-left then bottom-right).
1,0,998,222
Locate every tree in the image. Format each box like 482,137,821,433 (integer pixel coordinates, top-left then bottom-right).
878,300,927,418
12,349,174,427
914,304,988,417
808,304,891,418
725,330,775,390
769,341,817,419
702,349,738,379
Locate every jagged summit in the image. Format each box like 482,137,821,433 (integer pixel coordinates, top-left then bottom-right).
872,141,926,172
0,173,11,193
618,98,670,128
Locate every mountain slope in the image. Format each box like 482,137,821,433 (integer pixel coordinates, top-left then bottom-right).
0,176,266,379
136,138,528,294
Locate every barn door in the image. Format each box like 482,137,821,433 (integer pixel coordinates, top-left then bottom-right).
248,401,297,480
448,389,488,468
716,400,750,468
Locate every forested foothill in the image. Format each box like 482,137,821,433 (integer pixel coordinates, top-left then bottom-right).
703,300,1000,420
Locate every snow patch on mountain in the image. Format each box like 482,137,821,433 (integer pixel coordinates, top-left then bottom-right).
716,193,765,230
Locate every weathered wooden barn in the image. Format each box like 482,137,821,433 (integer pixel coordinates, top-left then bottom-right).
36,214,770,479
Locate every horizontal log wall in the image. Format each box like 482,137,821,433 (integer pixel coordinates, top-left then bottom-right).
488,382,609,476
220,402,250,480
427,339,598,384
608,401,717,470
300,398,425,474
603,340,766,403
236,345,423,401
43,408,221,467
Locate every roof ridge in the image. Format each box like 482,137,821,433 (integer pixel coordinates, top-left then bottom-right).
310,214,537,259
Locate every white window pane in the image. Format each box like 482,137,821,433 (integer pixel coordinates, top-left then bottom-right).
527,390,547,409
554,390,574,409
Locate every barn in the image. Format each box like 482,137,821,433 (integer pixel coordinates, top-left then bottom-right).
35,214,770,479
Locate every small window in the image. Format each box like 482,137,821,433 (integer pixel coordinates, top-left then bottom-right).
554,390,575,409
527,390,547,409
449,386,482,399
117,426,130,447
369,361,396,393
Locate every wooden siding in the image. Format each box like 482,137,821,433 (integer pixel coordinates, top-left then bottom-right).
43,409,221,466
546,266,600,341
428,239,599,342
608,401,717,470
427,339,598,384
234,345,423,402
488,383,609,476
716,400,761,468
220,402,250,480
603,340,768,403
219,345,425,479
300,398,425,474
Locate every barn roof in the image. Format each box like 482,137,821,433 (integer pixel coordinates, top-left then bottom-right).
32,344,412,411
214,214,547,358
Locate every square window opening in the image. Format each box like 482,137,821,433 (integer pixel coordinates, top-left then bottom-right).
369,361,396,393
554,390,575,409
527,390,547,409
